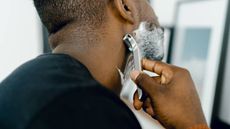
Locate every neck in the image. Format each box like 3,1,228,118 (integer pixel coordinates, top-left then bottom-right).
50,24,127,95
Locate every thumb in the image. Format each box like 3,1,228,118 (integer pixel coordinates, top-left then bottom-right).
130,71,161,96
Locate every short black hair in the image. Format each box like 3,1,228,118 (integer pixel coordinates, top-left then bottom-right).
33,0,109,33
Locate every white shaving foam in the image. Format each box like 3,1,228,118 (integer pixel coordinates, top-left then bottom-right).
134,22,164,61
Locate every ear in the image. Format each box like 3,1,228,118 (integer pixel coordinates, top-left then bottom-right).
113,0,136,24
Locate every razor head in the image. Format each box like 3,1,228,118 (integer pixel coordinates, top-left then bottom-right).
123,34,142,71
123,34,138,52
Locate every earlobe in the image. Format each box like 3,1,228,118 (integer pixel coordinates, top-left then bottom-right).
114,0,135,24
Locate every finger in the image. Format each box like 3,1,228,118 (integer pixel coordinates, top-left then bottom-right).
142,59,173,84
152,76,161,84
143,98,155,116
130,71,162,96
133,90,143,110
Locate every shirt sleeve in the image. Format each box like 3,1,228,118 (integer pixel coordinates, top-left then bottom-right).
27,87,141,129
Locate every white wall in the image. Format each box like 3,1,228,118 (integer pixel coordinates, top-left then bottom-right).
0,0,43,81
152,0,180,26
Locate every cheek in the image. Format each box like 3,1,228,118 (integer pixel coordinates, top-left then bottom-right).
141,5,159,26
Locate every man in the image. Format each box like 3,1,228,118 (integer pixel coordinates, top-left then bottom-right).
0,0,209,129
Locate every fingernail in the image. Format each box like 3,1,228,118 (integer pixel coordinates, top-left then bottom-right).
142,58,148,64
130,70,141,80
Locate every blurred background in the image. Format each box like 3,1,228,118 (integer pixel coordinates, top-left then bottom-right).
0,0,230,128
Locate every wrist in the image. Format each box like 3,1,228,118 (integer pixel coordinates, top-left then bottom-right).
187,124,210,129
175,116,207,129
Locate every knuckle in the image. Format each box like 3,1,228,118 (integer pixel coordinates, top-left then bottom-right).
178,67,191,76
163,64,192,81
165,69,174,80
181,68,190,74
136,73,147,86
152,61,159,71
163,67,174,78
136,73,153,88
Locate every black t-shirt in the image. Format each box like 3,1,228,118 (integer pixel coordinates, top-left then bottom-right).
0,54,141,129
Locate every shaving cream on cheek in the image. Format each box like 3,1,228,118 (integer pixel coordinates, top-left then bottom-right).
133,22,164,61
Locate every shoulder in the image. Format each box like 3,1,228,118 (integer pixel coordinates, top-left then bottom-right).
0,54,68,85
0,54,86,87
27,87,141,129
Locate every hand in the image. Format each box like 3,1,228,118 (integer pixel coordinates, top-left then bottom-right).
131,59,207,129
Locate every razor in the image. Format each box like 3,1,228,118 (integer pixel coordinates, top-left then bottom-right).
123,34,146,100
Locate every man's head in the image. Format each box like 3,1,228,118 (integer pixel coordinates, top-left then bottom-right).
33,0,159,35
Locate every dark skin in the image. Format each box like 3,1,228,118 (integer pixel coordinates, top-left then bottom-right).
51,0,159,95
48,0,207,128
